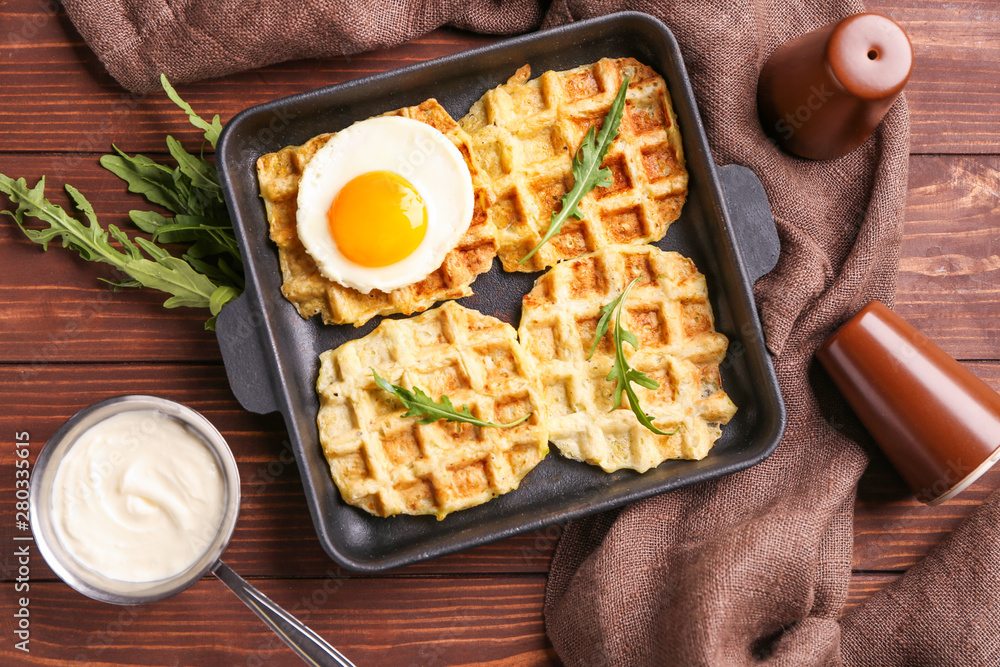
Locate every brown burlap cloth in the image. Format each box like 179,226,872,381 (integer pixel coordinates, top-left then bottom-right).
62,0,1000,664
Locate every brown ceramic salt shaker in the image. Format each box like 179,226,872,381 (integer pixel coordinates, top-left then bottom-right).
816,301,1000,504
758,13,913,160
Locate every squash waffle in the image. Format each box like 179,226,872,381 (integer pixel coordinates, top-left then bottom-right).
460,57,687,273
518,244,736,473
256,100,497,327
316,301,549,519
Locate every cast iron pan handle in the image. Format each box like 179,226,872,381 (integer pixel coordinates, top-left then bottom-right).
717,164,780,283
215,289,279,415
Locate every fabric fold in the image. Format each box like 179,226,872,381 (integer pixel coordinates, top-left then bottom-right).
62,0,547,92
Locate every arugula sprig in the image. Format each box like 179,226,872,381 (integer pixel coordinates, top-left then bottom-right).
0,174,233,316
160,74,223,148
99,75,242,286
372,370,531,429
519,76,630,265
588,277,678,436
1,75,242,329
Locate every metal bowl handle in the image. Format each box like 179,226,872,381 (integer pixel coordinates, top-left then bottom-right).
213,561,357,666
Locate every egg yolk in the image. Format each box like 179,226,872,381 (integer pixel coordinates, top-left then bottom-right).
327,171,427,268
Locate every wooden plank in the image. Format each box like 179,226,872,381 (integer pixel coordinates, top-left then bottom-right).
845,573,899,613
0,0,996,154
852,361,1000,571
0,571,910,665
0,572,940,665
0,576,556,666
867,0,1000,154
0,364,558,580
3,154,997,364
895,156,1000,360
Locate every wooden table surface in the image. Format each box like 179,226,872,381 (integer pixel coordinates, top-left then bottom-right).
2,1,998,665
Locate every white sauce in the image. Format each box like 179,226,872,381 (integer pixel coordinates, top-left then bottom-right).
51,410,226,583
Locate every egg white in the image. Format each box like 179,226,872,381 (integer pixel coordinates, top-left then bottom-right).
296,116,475,294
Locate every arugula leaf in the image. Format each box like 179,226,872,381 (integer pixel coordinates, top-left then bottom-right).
166,136,221,193
129,209,172,233
100,149,188,213
214,257,245,289
587,292,618,361
372,370,531,429
161,73,222,149
590,277,679,436
519,76,631,265
185,255,245,290
209,285,240,316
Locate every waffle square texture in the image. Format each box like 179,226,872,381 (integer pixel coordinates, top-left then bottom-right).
256,99,498,327
460,57,688,273
316,301,550,519
518,244,736,473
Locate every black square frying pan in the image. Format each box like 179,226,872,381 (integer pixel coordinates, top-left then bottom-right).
215,11,786,572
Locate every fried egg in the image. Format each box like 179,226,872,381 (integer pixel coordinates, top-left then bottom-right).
296,116,475,294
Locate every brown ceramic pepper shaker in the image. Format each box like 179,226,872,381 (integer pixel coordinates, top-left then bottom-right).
758,13,913,160
816,301,1000,505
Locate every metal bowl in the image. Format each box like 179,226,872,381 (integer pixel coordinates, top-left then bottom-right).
29,395,241,605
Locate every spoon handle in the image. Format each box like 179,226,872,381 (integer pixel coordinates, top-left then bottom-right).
212,561,357,667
